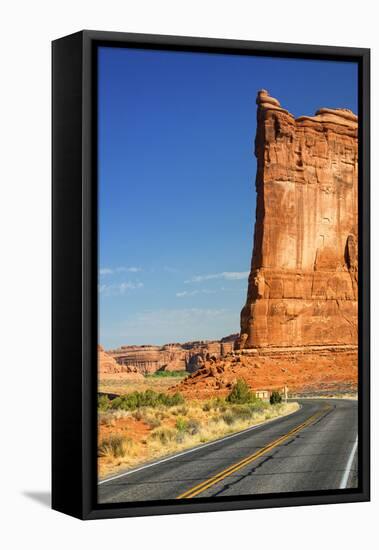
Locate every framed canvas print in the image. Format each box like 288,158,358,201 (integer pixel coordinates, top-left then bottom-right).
52,30,370,520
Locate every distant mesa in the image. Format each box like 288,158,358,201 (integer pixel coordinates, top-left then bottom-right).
98,334,239,376
98,344,144,380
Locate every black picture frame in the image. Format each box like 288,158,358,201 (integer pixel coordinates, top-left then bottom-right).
52,30,370,520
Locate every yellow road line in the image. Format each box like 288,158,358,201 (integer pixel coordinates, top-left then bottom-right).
177,404,331,499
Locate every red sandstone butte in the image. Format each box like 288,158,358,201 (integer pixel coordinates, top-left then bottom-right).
174,91,358,398
237,90,358,350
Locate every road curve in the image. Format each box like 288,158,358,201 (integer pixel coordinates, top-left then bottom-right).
98,398,358,503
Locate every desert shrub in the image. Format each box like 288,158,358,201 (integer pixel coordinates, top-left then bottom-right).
99,413,115,427
146,371,188,378
109,390,184,411
205,397,227,412
176,432,186,443
247,400,267,414
146,417,161,429
230,404,254,420
226,379,254,404
187,418,201,435
222,412,235,426
98,394,110,411
162,392,185,407
133,410,143,421
150,428,177,445
110,396,128,410
270,391,282,405
176,417,188,432
98,435,129,458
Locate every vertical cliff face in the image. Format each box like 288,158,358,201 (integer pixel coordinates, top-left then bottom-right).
237,90,358,349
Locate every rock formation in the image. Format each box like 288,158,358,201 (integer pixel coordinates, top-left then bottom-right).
107,345,181,375
175,344,358,399
106,334,239,375
236,90,358,349
173,91,358,398
98,345,144,379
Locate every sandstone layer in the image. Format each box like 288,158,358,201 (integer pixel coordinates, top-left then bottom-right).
98,345,144,380
105,334,239,375
236,90,358,350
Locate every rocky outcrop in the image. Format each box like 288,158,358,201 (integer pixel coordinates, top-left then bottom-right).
106,334,239,375
174,345,358,399
108,345,181,375
98,345,144,379
237,90,358,349
98,345,122,373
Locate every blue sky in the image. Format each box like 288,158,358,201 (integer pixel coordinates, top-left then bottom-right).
98,46,358,349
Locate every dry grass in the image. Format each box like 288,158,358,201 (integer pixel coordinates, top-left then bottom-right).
98,435,138,459
98,399,299,479
99,374,184,396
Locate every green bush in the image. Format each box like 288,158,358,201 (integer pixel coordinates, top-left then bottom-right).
176,417,188,432
98,394,110,411
109,390,185,411
270,391,282,405
230,404,254,420
213,397,227,410
174,417,200,436
226,379,254,404
203,397,227,412
146,370,188,378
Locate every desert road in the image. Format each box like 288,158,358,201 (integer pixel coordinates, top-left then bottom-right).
98,399,358,503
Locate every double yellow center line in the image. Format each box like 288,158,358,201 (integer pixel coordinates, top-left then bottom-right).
177,404,331,499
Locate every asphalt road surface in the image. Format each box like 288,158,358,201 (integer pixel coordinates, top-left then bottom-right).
98,398,358,503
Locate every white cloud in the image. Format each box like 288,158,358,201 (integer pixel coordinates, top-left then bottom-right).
99,268,113,275
119,282,143,293
176,291,193,297
99,266,142,275
98,281,144,296
185,271,249,283
176,289,216,298
117,266,142,273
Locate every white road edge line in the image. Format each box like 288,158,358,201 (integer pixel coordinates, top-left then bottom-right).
98,403,302,486
339,435,358,489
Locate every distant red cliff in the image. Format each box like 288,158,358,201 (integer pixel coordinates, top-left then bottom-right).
99,334,239,375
